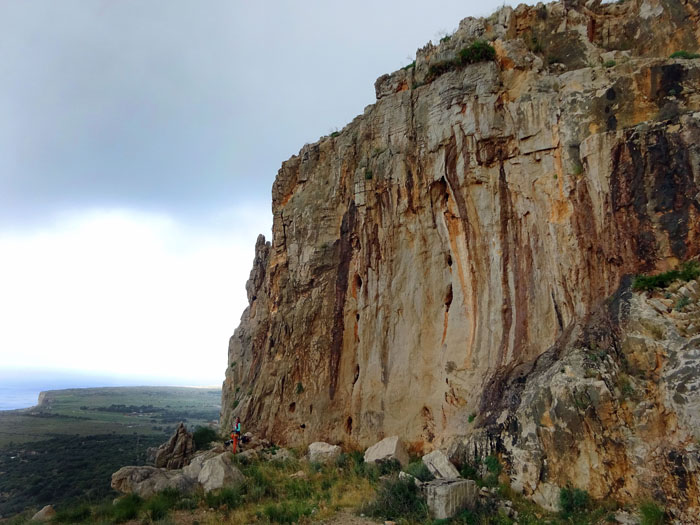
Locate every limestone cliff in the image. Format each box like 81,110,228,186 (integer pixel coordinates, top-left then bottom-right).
223,0,700,518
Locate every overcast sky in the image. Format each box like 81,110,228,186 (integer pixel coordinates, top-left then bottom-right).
0,0,524,387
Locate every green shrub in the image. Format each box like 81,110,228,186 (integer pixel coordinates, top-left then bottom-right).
675,295,691,311
559,485,590,516
468,412,476,423
205,486,242,509
262,500,314,523
458,40,496,64
670,50,700,59
632,261,699,291
364,169,373,180
193,426,218,450
640,501,665,524
405,459,434,482
377,458,402,476
679,260,700,281
604,60,616,68
460,461,479,480
145,496,170,521
402,61,416,70
330,131,340,138
427,40,496,81
362,477,428,521
112,494,143,523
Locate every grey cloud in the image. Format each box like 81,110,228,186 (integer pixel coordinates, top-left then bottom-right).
0,0,521,227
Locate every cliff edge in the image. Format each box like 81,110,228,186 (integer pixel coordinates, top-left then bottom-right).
223,0,700,519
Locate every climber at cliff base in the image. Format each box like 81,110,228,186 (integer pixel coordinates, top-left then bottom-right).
231,416,241,454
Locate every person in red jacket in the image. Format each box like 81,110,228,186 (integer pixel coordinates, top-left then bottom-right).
230,417,241,454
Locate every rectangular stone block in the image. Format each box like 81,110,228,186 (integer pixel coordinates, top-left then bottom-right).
424,478,476,519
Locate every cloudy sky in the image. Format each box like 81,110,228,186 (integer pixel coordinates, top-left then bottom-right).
0,0,523,387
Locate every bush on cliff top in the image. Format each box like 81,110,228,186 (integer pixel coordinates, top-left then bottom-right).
427,40,496,82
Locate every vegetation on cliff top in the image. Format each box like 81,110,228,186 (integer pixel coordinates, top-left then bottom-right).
426,40,496,82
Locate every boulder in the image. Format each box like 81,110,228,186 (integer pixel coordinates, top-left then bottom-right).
154,422,195,469
424,478,477,519
30,505,56,522
422,450,460,479
111,466,195,498
182,450,219,480
198,453,246,492
364,436,409,467
307,442,342,464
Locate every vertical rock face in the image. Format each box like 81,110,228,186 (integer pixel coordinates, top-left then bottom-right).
222,0,700,516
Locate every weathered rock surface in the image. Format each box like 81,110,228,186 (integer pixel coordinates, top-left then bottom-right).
448,280,700,522
197,453,245,492
363,436,409,467
112,451,245,497
424,478,476,519
154,422,195,469
30,505,56,522
307,442,342,464
221,0,700,520
111,466,196,498
422,450,460,479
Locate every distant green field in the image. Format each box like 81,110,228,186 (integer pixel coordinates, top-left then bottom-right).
0,386,222,518
0,386,221,447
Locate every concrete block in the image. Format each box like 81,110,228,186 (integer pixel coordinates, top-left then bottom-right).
424,478,476,519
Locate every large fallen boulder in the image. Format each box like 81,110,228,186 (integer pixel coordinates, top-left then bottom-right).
111,466,196,498
182,449,220,480
307,442,342,464
422,450,460,479
198,453,246,492
364,435,409,467
424,478,476,519
154,422,195,469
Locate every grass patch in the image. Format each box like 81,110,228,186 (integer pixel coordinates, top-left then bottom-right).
632,260,700,291
560,485,590,518
603,60,616,68
675,295,691,311
670,50,700,59
640,500,665,524
261,500,314,523
362,476,428,522
205,486,243,510
53,503,92,523
405,459,434,482
113,494,143,523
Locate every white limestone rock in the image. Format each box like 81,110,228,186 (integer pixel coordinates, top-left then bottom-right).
364,436,409,467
